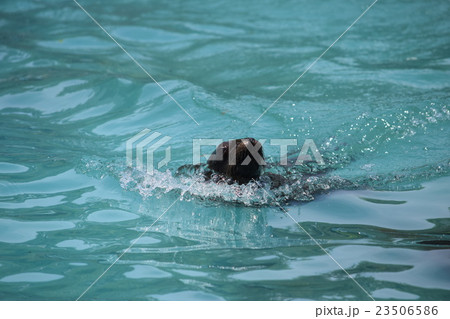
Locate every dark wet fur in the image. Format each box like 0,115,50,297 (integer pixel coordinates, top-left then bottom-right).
207,137,264,185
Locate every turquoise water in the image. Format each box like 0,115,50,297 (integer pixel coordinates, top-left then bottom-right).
0,0,449,300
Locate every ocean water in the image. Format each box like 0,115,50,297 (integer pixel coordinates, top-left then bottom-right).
0,0,449,301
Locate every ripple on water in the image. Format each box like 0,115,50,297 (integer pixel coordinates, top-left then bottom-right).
294,182,449,230
173,269,208,278
1,272,63,283
334,245,450,291
0,195,65,209
372,288,419,300
0,169,95,197
110,26,208,44
134,236,161,245
86,209,139,223
0,162,28,173
230,256,334,281
0,219,75,244
69,263,88,267
61,102,115,123
56,239,94,251
149,291,224,301
38,36,116,52
124,265,172,279
0,80,93,114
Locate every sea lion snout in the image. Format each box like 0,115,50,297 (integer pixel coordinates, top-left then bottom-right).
207,138,264,184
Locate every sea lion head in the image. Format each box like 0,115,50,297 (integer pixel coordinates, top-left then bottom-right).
207,137,265,184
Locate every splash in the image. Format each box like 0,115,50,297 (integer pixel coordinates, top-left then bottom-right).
117,158,449,206
115,162,359,207
119,166,271,206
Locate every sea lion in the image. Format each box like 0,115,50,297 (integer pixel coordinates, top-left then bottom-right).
174,137,356,202
207,137,264,184
204,137,342,191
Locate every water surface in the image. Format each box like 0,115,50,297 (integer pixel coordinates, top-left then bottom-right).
0,0,449,300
